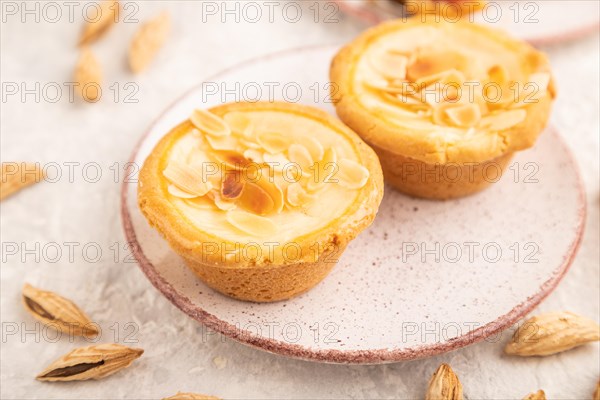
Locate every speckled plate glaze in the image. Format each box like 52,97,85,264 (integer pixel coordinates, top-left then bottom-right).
122,46,586,364
334,0,599,46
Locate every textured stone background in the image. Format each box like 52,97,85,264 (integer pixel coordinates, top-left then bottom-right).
1,1,598,399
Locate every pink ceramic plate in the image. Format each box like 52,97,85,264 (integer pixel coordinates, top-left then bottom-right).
121,46,586,364
334,0,599,46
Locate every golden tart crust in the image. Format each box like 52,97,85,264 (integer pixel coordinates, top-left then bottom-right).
330,17,556,167
138,102,383,302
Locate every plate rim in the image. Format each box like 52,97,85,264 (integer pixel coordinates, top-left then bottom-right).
333,0,600,46
120,45,587,364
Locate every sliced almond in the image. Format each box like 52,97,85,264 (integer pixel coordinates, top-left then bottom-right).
255,174,284,213
226,210,276,237
223,112,253,138
407,51,468,82
336,159,370,190
167,184,198,199
257,132,288,154
129,11,170,73
303,137,325,162
79,0,119,46
205,134,238,151
286,182,313,207
445,104,481,128
163,161,211,197
237,182,275,215
263,153,290,171
505,311,600,356
211,191,237,211
370,51,408,80
415,69,465,88
307,147,337,192
288,144,314,170
214,151,251,170
190,109,231,137
243,149,263,163
221,171,244,200
479,109,526,131
74,48,102,102
524,72,551,101
184,196,214,210
487,65,508,86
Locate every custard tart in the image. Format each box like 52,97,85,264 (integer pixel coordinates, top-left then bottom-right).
331,17,555,199
138,102,383,302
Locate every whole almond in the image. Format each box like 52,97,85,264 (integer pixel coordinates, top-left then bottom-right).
37,343,143,381
523,390,546,400
505,311,600,356
79,0,119,45
163,393,220,400
426,363,463,400
128,11,170,73
0,162,44,200
74,48,102,102
22,283,99,338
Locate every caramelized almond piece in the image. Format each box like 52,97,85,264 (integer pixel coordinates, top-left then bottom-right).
190,109,231,137
487,65,508,86
370,51,408,80
237,182,275,215
257,132,288,154
221,171,244,199
167,184,198,199
226,210,276,237
479,109,526,131
286,183,313,207
255,174,284,213
288,144,314,170
163,161,211,196
407,51,468,82
214,151,250,170
445,104,481,128
79,0,119,46
336,159,370,190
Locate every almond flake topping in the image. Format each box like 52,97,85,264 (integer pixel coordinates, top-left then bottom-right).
223,112,253,137
288,144,314,170
226,210,277,237
167,184,198,199
336,158,370,189
370,51,408,80
163,161,211,197
191,109,231,137
445,104,481,128
257,132,288,154
479,109,526,131
286,183,313,207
